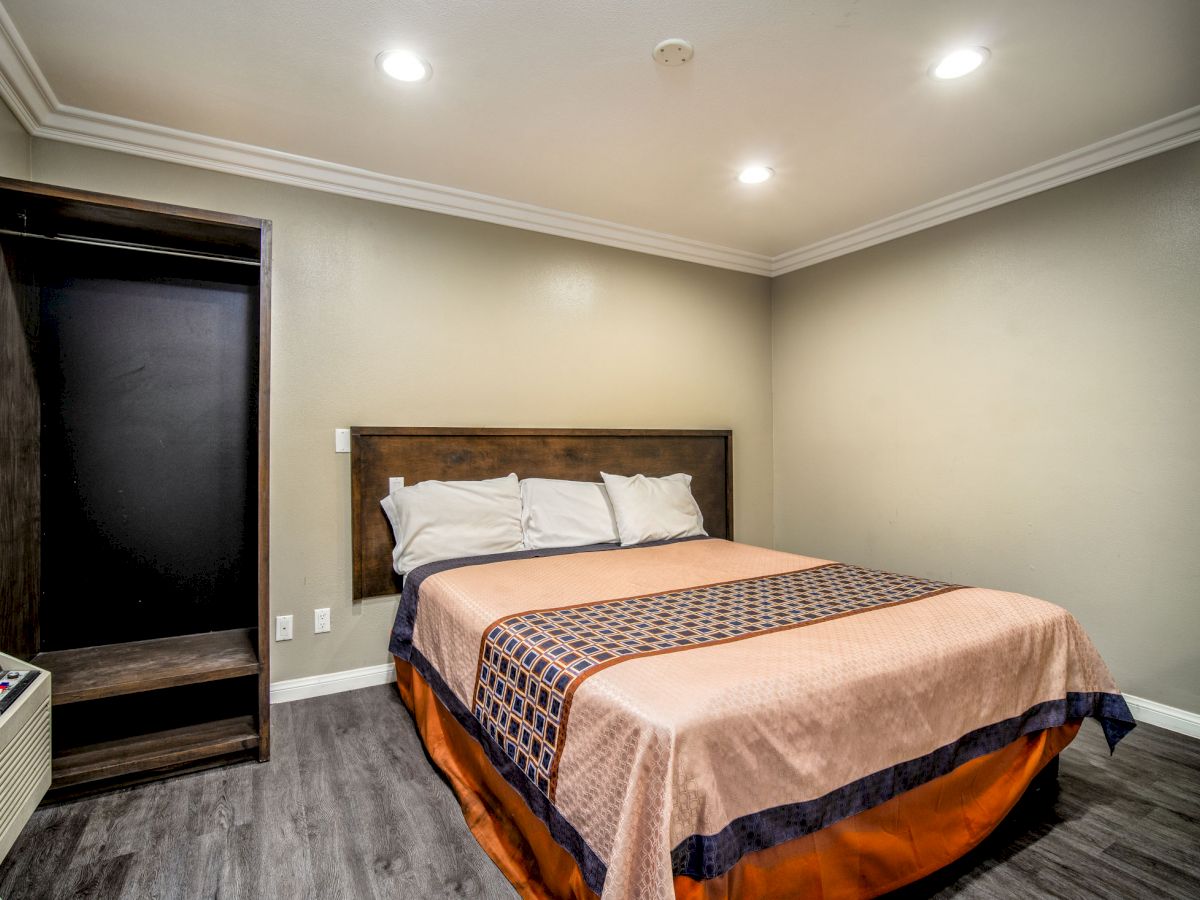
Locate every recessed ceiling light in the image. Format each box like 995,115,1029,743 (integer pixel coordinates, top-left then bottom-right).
738,166,774,185
377,50,432,83
931,47,989,80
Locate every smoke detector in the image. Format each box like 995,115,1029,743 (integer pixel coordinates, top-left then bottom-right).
653,39,694,66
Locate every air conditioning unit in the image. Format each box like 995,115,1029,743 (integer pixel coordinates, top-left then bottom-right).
0,651,51,862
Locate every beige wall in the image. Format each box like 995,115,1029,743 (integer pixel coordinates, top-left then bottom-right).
0,100,31,179
15,124,1199,716
30,139,774,681
772,143,1200,714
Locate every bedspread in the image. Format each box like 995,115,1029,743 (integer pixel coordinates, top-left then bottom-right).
389,538,1134,900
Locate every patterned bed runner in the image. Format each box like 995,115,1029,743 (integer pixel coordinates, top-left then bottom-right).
472,563,958,798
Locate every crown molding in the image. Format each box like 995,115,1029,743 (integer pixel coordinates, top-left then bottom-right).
38,106,777,274
0,1,52,131
771,104,1200,275
1,3,1197,279
0,5,773,277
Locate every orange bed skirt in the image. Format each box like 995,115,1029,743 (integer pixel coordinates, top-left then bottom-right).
393,657,1078,900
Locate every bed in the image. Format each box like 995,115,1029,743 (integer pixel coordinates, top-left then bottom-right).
351,427,1134,900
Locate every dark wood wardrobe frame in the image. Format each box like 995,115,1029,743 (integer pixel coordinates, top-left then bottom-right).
0,176,271,797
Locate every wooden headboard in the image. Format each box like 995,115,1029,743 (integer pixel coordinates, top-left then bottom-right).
350,427,732,600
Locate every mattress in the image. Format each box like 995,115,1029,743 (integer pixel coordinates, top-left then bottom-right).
388,537,1134,899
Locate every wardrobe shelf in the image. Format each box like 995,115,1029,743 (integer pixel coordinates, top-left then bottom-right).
32,628,260,706
52,715,259,788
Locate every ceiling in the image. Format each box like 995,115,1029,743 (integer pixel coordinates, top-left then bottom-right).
1,0,1198,274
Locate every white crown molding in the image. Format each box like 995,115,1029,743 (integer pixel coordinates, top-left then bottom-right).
771,104,1200,275
0,0,52,131
37,104,776,274
1,4,1197,278
270,662,395,704
0,5,773,276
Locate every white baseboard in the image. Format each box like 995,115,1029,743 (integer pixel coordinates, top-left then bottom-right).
269,667,1200,742
1123,694,1200,740
269,662,395,704
272,667,1200,744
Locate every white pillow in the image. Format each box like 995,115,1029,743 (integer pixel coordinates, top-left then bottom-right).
599,472,706,547
380,473,523,576
520,478,620,550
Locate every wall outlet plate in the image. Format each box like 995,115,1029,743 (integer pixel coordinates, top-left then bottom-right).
334,428,351,453
275,614,293,641
314,608,331,634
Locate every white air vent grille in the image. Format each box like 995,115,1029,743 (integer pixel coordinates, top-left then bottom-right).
0,695,51,859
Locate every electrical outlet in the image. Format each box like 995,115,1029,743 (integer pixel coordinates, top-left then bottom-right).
334,428,351,453
314,607,331,634
275,614,293,641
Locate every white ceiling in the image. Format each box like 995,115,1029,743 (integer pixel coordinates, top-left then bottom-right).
2,0,1199,271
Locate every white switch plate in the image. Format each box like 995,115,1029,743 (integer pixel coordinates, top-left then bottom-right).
389,476,405,494
275,614,293,641
314,607,331,634
334,428,351,453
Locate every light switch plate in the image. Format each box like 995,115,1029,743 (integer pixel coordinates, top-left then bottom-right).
334,428,351,453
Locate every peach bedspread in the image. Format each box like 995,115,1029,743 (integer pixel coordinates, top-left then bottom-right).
394,657,1078,899
389,538,1133,899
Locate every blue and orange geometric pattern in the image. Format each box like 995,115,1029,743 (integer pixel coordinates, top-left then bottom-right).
472,563,957,798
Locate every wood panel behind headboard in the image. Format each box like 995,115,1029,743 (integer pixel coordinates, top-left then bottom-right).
350,427,732,600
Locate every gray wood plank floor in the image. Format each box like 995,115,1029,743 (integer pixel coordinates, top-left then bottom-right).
1,684,1196,899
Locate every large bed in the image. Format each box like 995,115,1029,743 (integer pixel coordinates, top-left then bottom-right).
352,428,1134,900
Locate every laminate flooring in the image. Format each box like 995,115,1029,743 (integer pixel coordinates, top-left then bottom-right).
1,684,1197,899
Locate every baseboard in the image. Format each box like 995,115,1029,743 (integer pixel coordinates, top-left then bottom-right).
268,666,1199,741
1123,694,1200,740
269,662,395,704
